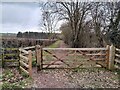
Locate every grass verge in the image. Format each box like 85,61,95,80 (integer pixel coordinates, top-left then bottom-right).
2,68,32,90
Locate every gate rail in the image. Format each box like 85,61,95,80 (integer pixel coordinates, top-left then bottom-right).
36,45,109,70
114,47,120,70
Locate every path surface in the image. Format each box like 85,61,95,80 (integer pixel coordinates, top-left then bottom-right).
32,40,70,88
32,40,120,88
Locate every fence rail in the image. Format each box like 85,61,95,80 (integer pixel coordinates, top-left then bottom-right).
1,48,19,67
23,46,35,50
43,48,107,50
114,47,120,70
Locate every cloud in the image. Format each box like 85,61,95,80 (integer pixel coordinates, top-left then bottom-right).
1,2,42,33
2,23,23,33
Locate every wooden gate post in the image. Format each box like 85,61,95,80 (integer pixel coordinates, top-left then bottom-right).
109,45,115,70
2,48,5,68
106,45,110,68
28,50,32,77
40,46,43,70
35,45,43,71
18,49,21,74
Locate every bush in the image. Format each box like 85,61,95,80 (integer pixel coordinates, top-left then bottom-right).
109,30,120,48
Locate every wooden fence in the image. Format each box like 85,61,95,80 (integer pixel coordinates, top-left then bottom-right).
108,45,120,70
114,47,120,70
1,44,119,77
1,48,19,67
19,48,32,77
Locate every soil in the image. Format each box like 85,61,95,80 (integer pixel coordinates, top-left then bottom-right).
32,40,120,88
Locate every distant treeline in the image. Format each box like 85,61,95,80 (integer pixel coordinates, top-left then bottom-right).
17,32,59,39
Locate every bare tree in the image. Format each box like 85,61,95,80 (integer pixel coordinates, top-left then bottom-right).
90,3,105,47
40,2,61,39
40,1,120,47
55,1,92,47
106,2,120,47
90,2,120,47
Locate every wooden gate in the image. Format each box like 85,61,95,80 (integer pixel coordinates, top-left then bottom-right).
36,45,109,69
17,45,120,76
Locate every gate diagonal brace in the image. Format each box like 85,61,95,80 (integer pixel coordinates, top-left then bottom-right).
77,50,96,61
57,51,73,60
44,50,70,68
77,50,106,67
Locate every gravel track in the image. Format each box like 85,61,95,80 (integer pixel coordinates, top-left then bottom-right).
32,41,120,88
32,68,120,88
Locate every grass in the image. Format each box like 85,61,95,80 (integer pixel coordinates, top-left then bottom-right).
111,69,120,82
31,40,62,67
46,40,61,48
2,68,32,89
32,56,37,67
42,50,98,69
42,40,62,64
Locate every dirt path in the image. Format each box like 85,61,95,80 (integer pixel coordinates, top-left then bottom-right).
58,40,69,48
54,40,68,62
32,40,120,88
32,40,70,88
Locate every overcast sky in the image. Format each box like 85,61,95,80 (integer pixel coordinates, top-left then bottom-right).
1,2,46,33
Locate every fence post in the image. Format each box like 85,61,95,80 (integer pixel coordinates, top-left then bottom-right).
28,50,32,77
106,45,110,68
40,46,43,70
35,45,43,71
109,45,115,70
18,48,21,74
2,48,5,68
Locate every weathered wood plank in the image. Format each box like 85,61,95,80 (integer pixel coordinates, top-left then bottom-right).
115,54,120,58
106,45,110,68
19,54,28,61
69,54,106,56
116,48,120,52
115,59,120,64
91,58,106,61
28,50,32,77
20,61,29,68
43,48,107,51
4,54,19,56
4,48,18,50
20,58,28,63
20,66,29,74
96,62,106,67
114,65,120,69
23,46,35,50
3,59,19,62
19,48,28,54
